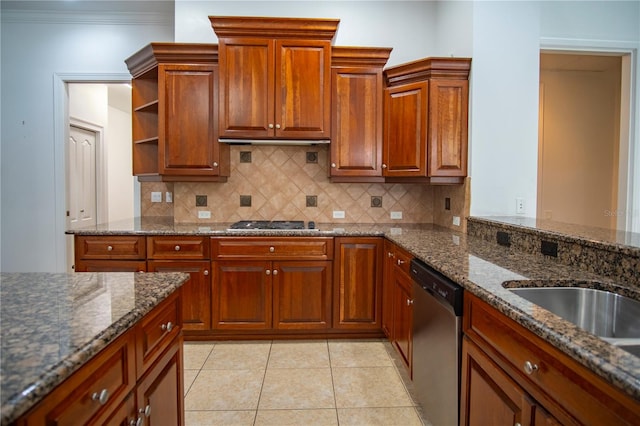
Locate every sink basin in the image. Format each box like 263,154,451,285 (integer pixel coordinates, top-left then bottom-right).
509,287,640,339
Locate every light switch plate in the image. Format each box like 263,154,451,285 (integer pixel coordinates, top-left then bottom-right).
165,192,172,203
452,216,461,226
333,210,345,219
390,211,402,220
151,192,162,203
198,211,211,219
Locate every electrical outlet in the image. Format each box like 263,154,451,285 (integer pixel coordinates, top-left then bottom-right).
151,192,162,203
198,211,211,219
165,192,172,203
516,198,525,214
333,210,345,219
390,211,403,220
452,216,461,226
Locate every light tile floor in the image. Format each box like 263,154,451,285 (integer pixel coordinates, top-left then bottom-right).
183,339,428,425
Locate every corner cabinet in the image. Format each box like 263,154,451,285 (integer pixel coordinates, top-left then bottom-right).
462,292,640,425
125,43,230,182
328,47,392,182
383,58,471,184
210,16,338,140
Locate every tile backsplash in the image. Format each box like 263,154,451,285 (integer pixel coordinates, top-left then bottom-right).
140,145,470,230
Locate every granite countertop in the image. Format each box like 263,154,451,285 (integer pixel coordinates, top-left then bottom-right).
66,217,640,401
0,272,190,425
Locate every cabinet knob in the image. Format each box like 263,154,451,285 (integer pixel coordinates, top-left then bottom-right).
204,270,209,276
91,389,109,405
161,321,174,332
174,245,181,251
272,269,278,275
407,299,414,306
269,247,275,253
387,252,395,258
266,269,271,275
213,162,218,167
107,245,113,251
275,124,281,129
129,417,143,426
397,259,405,265
331,163,336,168
139,404,151,417
268,123,274,129
515,423,522,426
382,164,387,169
523,361,538,375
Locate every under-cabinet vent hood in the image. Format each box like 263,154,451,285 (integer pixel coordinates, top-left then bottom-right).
219,139,330,146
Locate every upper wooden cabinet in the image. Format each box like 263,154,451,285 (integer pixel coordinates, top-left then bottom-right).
383,57,471,184
125,43,230,182
210,16,338,140
329,47,392,182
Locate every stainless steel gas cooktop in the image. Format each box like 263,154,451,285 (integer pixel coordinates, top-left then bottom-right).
228,220,317,231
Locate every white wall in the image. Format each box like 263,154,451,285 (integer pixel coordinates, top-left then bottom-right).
175,0,437,66
0,7,172,272
107,100,136,222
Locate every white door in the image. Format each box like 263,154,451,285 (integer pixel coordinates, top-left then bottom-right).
67,124,98,229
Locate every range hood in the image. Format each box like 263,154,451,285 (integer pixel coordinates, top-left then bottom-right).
219,138,330,146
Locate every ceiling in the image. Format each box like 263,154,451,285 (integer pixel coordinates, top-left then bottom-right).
1,0,174,14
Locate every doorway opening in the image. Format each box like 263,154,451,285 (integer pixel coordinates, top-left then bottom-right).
538,51,633,231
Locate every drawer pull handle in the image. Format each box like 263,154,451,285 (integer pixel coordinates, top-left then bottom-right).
269,246,275,253
161,322,174,332
174,245,181,251
523,361,538,375
107,245,113,251
266,270,271,275
397,259,405,265
91,389,109,405
139,404,151,417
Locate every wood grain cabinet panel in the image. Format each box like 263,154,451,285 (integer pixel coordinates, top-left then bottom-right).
75,235,146,260
212,237,332,260
329,47,391,181
333,237,383,330
147,236,210,260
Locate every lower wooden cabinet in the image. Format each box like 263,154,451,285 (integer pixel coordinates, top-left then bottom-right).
462,292,640,425
333,237,383,330
17,289,184,426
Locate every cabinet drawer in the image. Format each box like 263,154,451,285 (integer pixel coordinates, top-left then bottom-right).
136,290,182,377
392,245,412,277
464,293,640,425
147,236,210,259
21,330,136,425
76,236,146,260
212,237,333,260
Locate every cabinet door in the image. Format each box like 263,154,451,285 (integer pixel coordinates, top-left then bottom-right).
159,64,227,177
136,340,184,426
218,38,274,138
330,66,383,178
428,79,468,177
213,261,273,330
383,81,428,177
391,270,413,371
333,237,383,330
147,260,211,331
460,337,536,426
276,39,331,139
273,261,332,330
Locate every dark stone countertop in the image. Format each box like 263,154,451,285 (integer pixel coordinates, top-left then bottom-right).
0,272,189,425
66,217,640,402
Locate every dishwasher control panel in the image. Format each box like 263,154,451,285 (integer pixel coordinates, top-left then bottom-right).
410,258,463,316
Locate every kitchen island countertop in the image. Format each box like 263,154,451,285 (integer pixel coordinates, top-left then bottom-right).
66,217,640,402
0,271,189,425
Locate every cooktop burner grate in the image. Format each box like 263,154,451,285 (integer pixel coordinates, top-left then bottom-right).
229,220,313,230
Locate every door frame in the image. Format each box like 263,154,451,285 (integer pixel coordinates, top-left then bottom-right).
67,117,108,228
539,38,638,233
53,73,131,272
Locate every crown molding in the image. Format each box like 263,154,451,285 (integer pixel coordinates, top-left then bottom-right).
1,9,172,26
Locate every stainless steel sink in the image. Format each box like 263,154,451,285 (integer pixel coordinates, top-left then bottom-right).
508,287,640,339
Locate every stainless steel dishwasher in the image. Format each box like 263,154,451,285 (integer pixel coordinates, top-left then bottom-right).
410,258,464,426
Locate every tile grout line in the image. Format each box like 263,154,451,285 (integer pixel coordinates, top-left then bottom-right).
252,340,273,425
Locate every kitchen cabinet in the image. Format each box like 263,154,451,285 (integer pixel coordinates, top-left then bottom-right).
333,237,384,331
211,237,333,334
125,43,229,182
17,289,184,426
329,47,391,182
383,57,471,184
462,292,640,425
382,240,414,372
147,236,211,332
211,16,338,140
75,235,146,272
